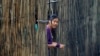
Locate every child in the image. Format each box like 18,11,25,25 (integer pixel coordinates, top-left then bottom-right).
46,14,65,49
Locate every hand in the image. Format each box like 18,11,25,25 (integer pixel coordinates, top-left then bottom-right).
60,44,65,49
52,42,57,47
48,42,57,48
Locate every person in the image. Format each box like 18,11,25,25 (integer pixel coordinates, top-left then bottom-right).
46,14,65,49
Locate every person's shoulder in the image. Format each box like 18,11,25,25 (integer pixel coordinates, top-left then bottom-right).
46,25,50,30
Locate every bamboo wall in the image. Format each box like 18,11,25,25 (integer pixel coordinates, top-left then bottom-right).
0,0,100,56
0,0,47,56
56,0,100,56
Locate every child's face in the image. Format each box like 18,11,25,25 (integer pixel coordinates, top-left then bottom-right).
51,18,59,28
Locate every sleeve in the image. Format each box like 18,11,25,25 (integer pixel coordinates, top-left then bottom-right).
46,28,52,44
56,43,60,48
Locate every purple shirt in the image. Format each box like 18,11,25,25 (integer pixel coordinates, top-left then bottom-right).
46,25,60,48
46,26,53,44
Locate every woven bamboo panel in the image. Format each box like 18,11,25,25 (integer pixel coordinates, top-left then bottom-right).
0,0,100,56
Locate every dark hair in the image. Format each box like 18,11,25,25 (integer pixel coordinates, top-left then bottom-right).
48,14,58,20
51,28,57,41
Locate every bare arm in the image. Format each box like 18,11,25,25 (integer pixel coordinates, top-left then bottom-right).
48,42,65,48
48,42,57,48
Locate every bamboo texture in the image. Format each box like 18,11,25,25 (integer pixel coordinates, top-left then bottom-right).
0,0,100,56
